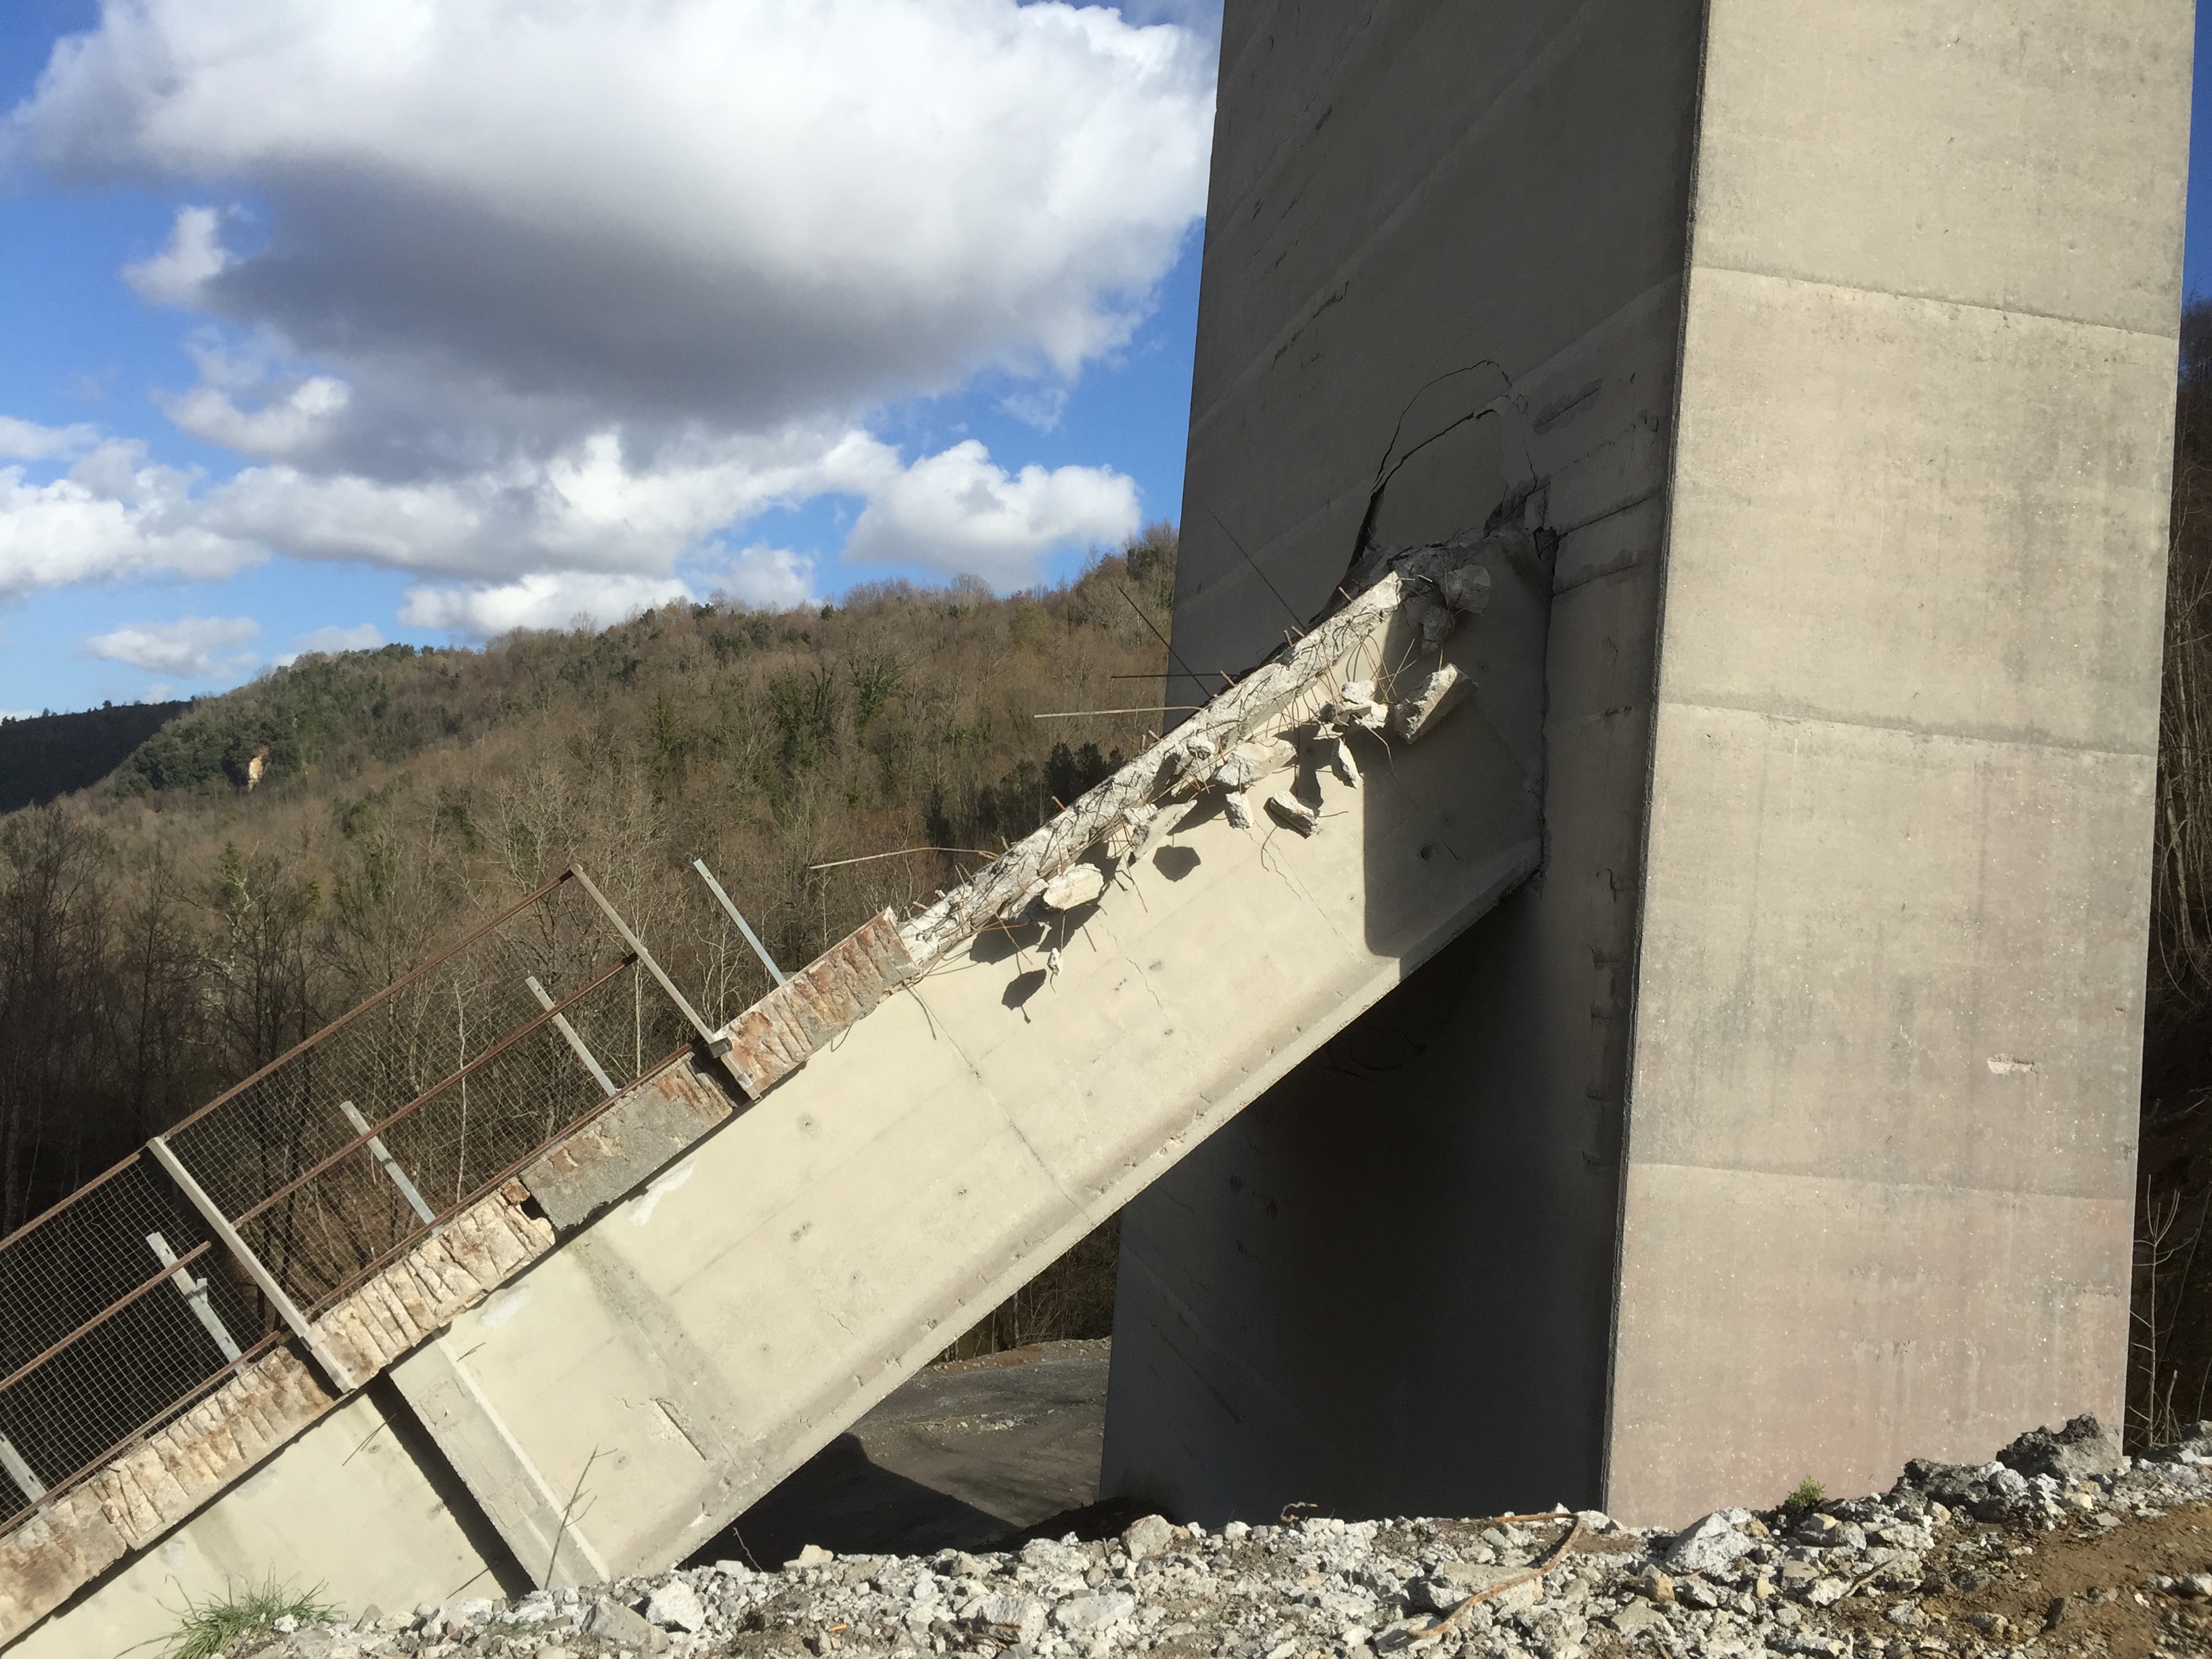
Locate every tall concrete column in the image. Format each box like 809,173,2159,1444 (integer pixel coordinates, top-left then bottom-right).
1102,0,2191,1525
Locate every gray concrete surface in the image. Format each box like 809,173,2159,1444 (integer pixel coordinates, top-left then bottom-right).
7,1382,520,1659
1106,0,1704,1527
1105,0,2191,1529
1607,0,2191,1523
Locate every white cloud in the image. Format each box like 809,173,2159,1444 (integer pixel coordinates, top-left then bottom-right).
193,424,895,580
162,374,352,458
273,621,383,665
0,409,1132,607
1,2,1200,615
0,443,262,598
84,615,261,680
295,622,382,653
1002,386,1071,433
398,541,818,639
0,415,100,460
12,1,1213,444
400,570,694,637
122,204,233,306
845,440,1139,587
699,544,817,612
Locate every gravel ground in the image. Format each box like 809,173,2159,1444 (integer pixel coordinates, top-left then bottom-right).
228,1416,2212,1659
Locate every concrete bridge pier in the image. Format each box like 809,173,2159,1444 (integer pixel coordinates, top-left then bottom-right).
1103,0,2192,1526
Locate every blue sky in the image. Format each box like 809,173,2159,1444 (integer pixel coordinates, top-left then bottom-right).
0,1,1219,714
0,3,2202,719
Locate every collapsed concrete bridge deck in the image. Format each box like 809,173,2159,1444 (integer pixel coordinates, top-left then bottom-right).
1,533,1555,1655
1,3,2196,1651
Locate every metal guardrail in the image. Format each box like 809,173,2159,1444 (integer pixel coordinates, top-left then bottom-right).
0,863,738,1537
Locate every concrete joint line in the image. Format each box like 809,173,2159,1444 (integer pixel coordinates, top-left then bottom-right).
397,1336,610,1589
1687,257,2180,344
1658,693,2158,763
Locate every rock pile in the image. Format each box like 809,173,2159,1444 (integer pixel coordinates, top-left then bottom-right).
226,1417,2212,1659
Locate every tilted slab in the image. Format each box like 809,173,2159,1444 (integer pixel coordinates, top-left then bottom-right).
388,532,1552,1576
7,532,1551,1645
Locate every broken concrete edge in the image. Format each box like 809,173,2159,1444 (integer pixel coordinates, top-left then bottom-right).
705,531,1539,1101
0,1187,555,1647
891,533,1532,975
720,910,919,1097
519,1050,737,1231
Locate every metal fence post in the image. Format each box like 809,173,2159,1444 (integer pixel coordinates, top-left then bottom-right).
568,865,732,1056
146,1137,363,1395
146,1229,243,1364
527,977,619,1097
337,1101,438,1228
0,1436,43,1505
692,858,787,985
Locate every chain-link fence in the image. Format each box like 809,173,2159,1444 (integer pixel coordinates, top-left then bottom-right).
0,865,716,1536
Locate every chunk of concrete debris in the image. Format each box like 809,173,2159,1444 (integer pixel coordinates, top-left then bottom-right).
1108,802,1160,861
1266,792,1320,836
1123,1513,1177,1559
1440,562,1492,615
1224,791,1254,830
583,1597,668,1653
1677,1576,1722,1610
1326,735,1360,786
1041,863,1107,911
1415,1561,1540,1614
972,1593,1046,1644
1217,737,1296,793
1997,1413,2123,1483
1389,663,1468,742
788,1543,836,1569
1664,1509,1759,1575
1404,592,1456,650
1054,1591,1137,1630
1330,680,1389,732
644,1580,707,1631
1607,1601,1669,1636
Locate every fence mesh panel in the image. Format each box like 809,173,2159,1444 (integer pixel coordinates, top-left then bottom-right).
0,866,713,1538
0,1155,276,1534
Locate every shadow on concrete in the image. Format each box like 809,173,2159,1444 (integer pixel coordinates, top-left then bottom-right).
693,1435,1013,1565
689,1340,1111,1568
1152,844,1200,882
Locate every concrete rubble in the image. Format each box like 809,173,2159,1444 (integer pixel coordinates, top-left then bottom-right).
224,1416,2212,1659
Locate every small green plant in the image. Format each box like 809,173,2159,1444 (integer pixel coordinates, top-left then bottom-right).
1780,1475,1826,1521
160,1578,341,1659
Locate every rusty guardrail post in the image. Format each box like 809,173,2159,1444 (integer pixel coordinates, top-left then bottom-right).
692,857,787,985
568,864,732,1057
527,975,619,1097
147,1136,363,1395
146,1229,242,1364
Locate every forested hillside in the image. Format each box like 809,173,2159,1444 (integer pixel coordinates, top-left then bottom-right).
0,527,1178,1255
0,700,192,814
